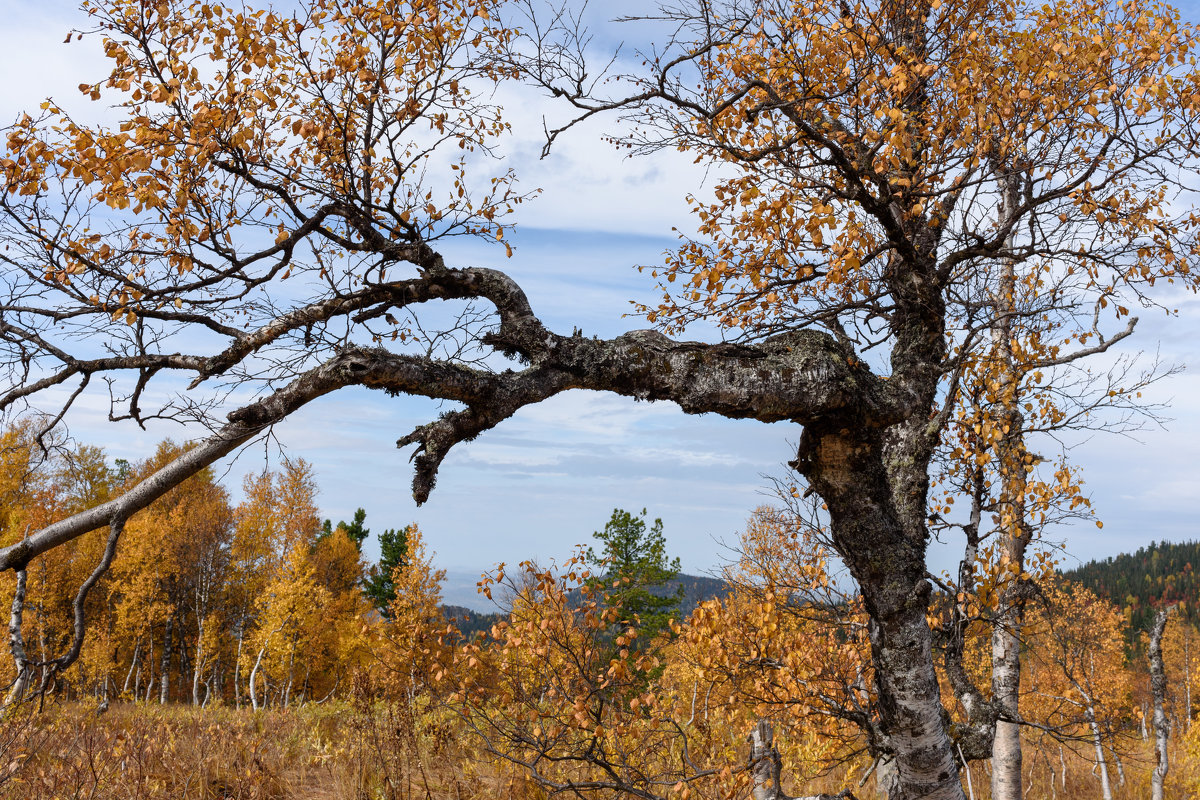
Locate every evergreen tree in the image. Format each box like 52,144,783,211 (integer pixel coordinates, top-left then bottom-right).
320,507,370,550
585,508,682,644
363,525,411,615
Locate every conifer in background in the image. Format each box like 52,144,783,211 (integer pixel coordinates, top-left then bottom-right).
363,526,411,617
585,508,682,646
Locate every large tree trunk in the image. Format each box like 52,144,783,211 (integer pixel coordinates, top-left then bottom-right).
797,421,964,800
1150,607,1172,800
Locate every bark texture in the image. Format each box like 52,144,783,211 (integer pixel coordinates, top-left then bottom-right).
4,568,29,706
989,170,1030,800
748,720,859,800
1150,607,1172,800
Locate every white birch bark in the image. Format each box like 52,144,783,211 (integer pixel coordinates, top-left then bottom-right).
248,614,290,711
159,616,172,704
1084,700,1113,800
122,638,139,697
990,168,1030,800
1150,607,1172,800
248,640,269,712
233,621,244,710
4,568,30,706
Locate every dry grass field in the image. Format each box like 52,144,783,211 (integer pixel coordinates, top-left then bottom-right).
0,698,1199,800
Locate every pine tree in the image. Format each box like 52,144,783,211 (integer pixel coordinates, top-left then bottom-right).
363,526,411,616
585,509,682,645
321,508,369,550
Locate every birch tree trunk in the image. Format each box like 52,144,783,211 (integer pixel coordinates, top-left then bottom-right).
747,720,863,800
248,640,269,712
159,616,173,704
5,568,30,706
192,614,205,706
1084,701,1113,800
749,720,787,800
990,168,1032,800
122,638,139,697
233,621,244,711
142,635,153,702
873,758,900,800
1150,607,1172,800
283,643,295,709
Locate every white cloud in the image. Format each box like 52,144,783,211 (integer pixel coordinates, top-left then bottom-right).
462,443,564,468
626,445,748,468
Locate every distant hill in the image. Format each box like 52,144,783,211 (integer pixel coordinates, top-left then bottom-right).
442,605,503,640
439,572,732,639
1063,540,1200,636
442,546,1200,647
439,570,732,614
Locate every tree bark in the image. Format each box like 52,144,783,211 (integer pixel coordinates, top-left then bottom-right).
5,568,30,706
122,638,139,697
872,758,900,800
283,644,295,709
1150,607,1172,800
795,418,963,800
233,620,244,710
990,170,1032,800
193,615,205,706
159,616,173,704
748,720,859,800
749,719,787,800
248,615,289,712
143,634,154,703
1084,700,1113,800
248,641,268,712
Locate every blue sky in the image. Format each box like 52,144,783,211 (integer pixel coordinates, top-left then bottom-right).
3,1,1200,609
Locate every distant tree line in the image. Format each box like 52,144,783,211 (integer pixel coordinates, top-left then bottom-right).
1065,540,1200,648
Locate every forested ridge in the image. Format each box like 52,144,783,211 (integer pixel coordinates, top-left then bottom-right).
1064,540,1200,643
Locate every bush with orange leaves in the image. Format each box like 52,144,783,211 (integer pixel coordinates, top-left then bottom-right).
426,551,723,798
422,511,875,800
